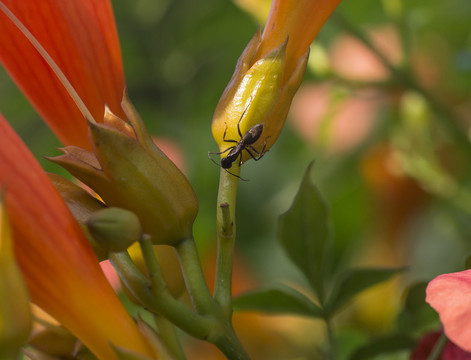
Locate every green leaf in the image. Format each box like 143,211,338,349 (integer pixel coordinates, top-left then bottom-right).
233,284,323,318
397,282,439,334
349,334,416,360
464,254,471,270
278,162,331,301
325,267,405,316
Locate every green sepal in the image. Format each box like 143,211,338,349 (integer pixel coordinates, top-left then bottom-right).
47,146,116,202
234,284,323,318
88,121,198,246
48,173,105,223
48,174,108,261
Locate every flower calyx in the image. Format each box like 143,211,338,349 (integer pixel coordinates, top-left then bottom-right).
49,96,198,247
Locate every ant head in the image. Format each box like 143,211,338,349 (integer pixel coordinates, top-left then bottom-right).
220,157,232,169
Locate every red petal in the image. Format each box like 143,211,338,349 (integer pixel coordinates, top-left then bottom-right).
0,0,125,150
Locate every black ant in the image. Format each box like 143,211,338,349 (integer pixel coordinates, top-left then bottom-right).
208,115,269,180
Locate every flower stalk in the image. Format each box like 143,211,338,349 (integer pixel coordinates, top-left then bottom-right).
214,166,241,318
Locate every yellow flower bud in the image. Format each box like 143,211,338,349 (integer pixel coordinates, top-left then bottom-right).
211,30,308,165
212,0,343,169
0,195,32,357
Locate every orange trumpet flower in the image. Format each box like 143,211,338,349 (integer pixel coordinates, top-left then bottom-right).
0,0,154,357
212,0,343,162
0,114,154,358
257,0,343,77
0,0,125,150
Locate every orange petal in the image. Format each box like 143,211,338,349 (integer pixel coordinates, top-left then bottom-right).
258,0,342,75
0,114,153,359
0,0,125,150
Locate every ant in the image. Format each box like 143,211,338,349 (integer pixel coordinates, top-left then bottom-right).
208,114,269,180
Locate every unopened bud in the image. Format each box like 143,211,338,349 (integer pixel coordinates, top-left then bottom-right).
87,121,198,246
86,207,142,253
48,174,108,261
50,95,199,247
212,30,309,164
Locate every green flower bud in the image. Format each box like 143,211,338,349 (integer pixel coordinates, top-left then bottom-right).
48,173,108,261
86,207,142,253
87,121,198,246
49,96,199,247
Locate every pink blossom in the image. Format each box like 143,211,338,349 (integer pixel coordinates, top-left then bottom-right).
426,269,471,352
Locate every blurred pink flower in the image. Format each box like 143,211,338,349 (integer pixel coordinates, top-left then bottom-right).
289,83,382,153
328,26,402,82
426,269,471,353
289,26,402,154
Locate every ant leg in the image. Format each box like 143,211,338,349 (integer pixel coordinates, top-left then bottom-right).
236,114,244,139
208,146,234,157
244,147,264,162
222,123,238,144
247,136,271,160
236,97,253,139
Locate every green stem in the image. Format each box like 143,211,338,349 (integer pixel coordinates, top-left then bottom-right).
138,237,186,359
324,318,335,360
427,333,448,360
212,323,250,360
154,315,186,360
111,245,250,359
175,237,216,315
139,236,169,295
214,165,240,318
109,251,214,339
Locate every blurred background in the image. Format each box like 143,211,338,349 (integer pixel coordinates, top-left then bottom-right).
2,0,471,358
